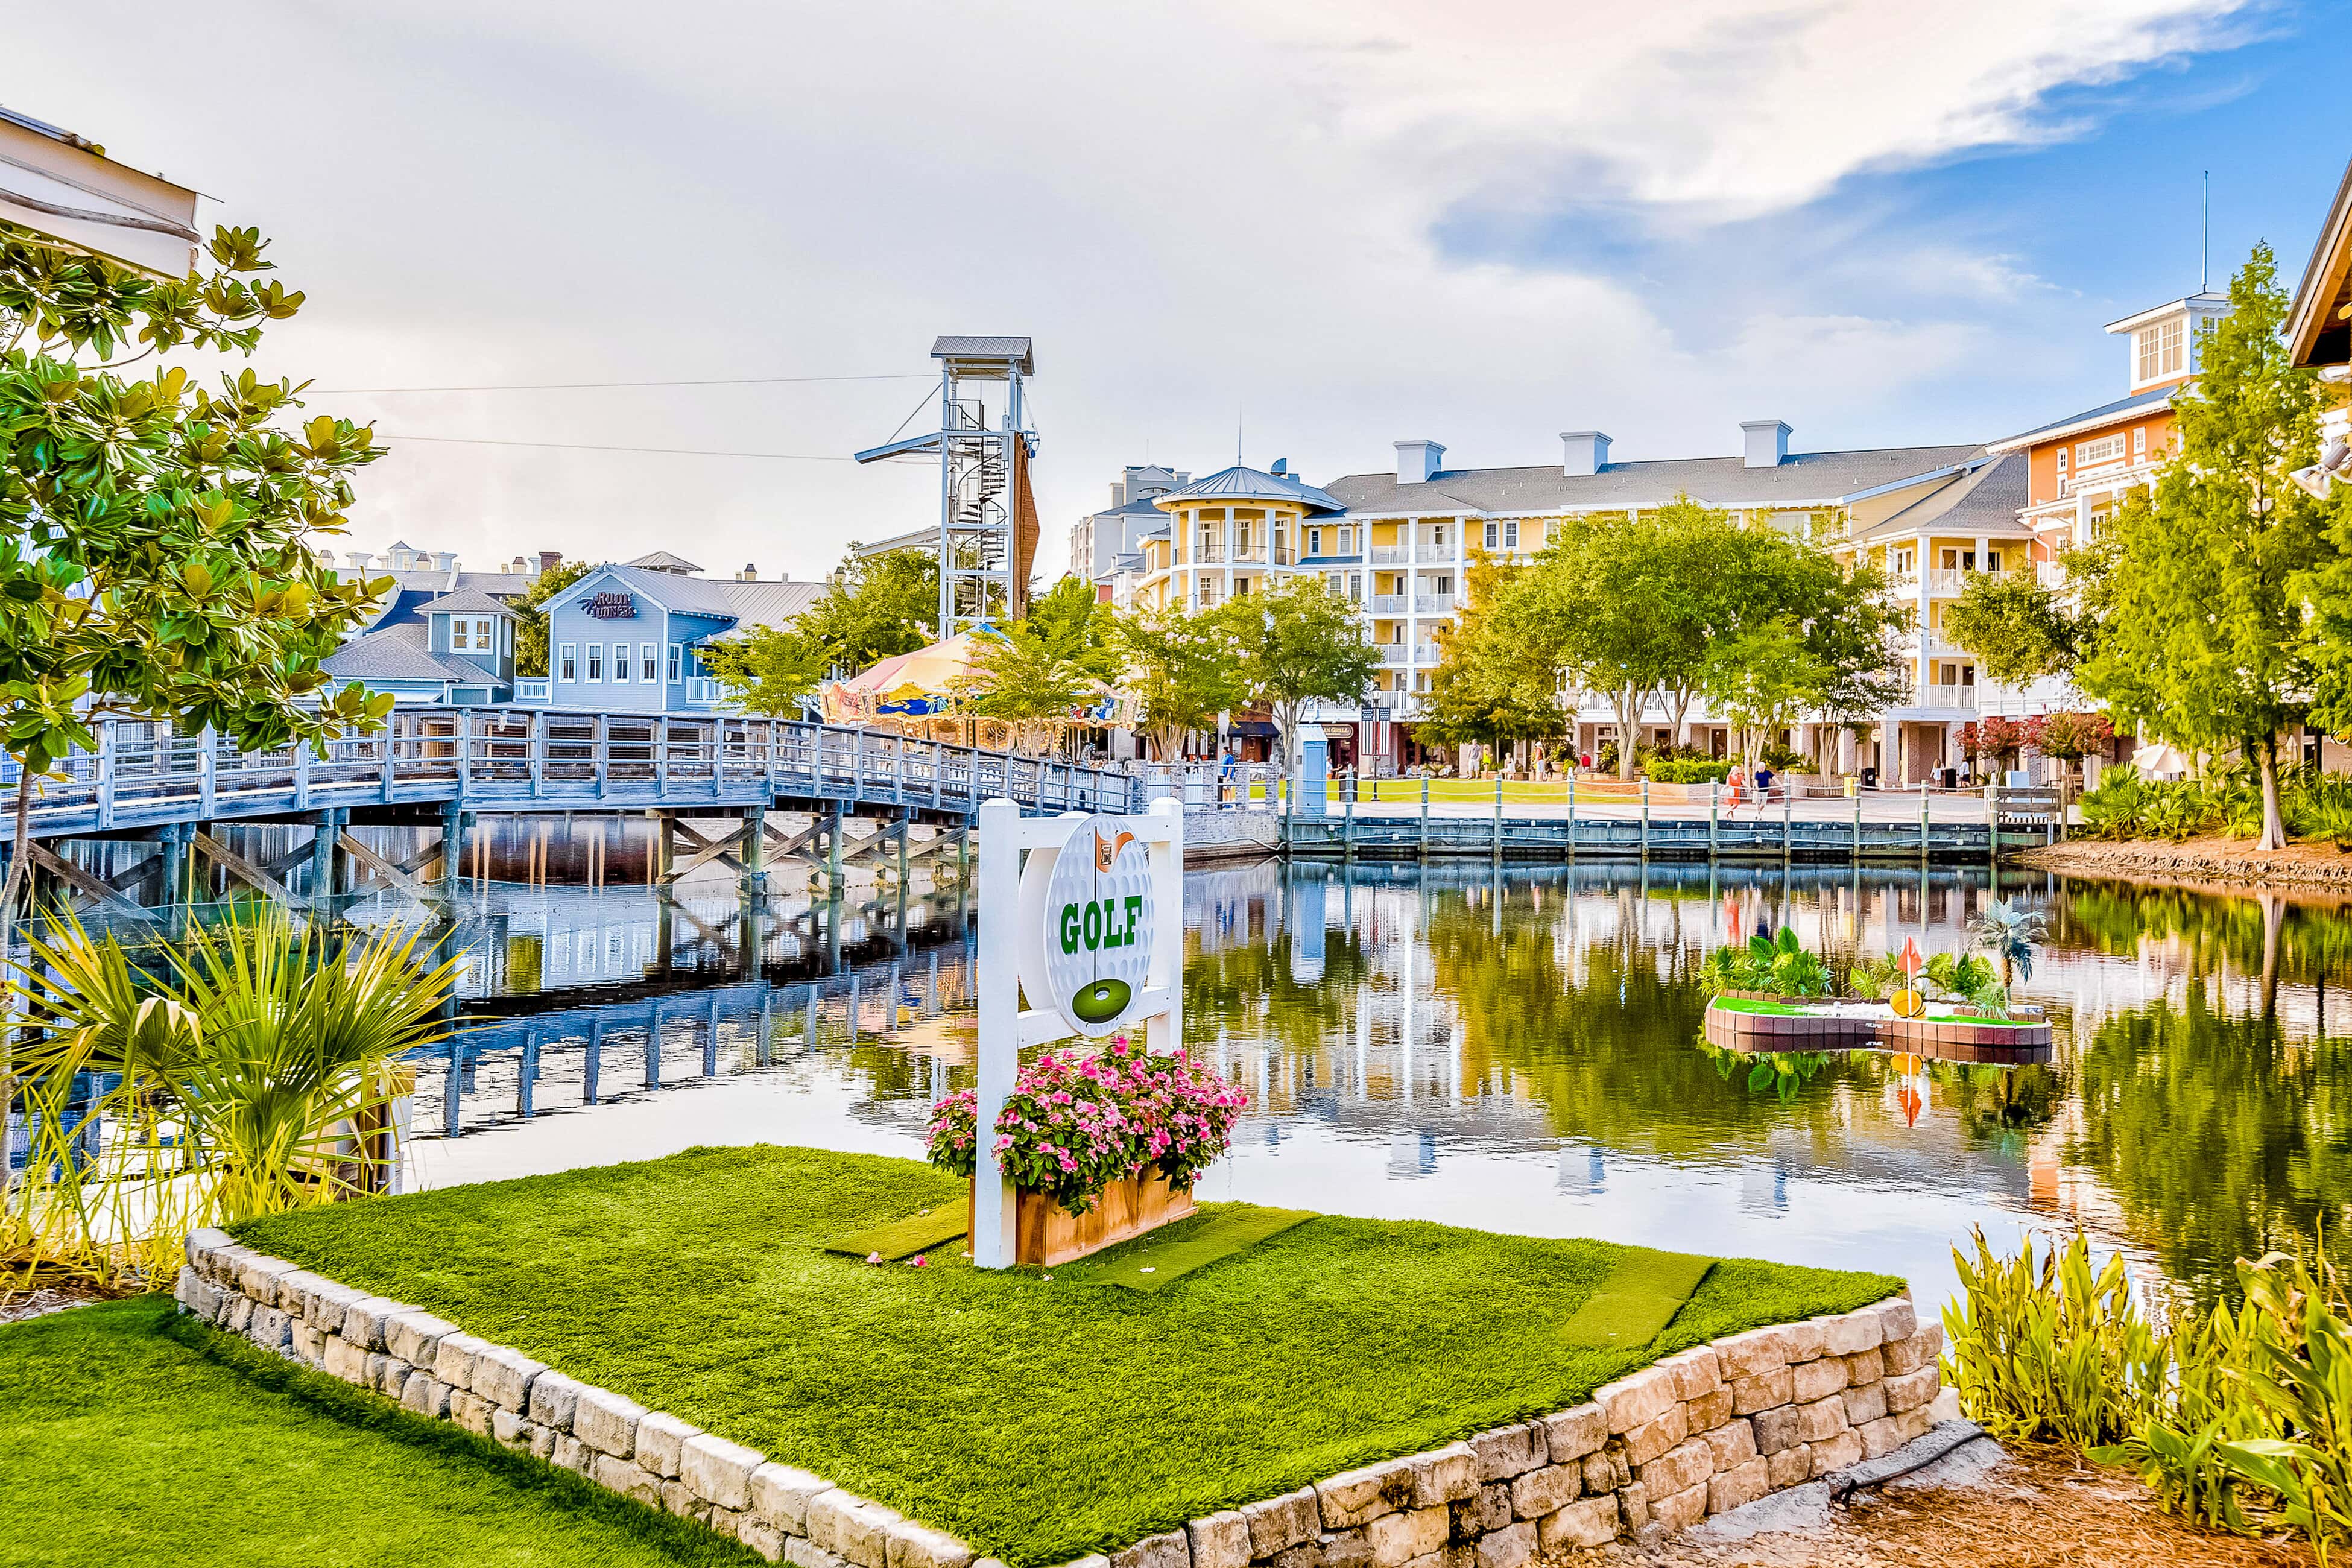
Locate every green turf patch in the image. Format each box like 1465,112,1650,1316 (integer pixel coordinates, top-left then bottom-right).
1559,1250,1715,1350
1708,997,1819,1015
233,1143,1901,1567
0,1294,751,1568
1052,1203,1315,1292
826,1206,969,1262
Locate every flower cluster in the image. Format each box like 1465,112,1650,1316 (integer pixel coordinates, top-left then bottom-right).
924,1036,1248,1215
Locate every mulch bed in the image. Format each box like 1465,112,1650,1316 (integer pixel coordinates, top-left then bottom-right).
0,1280,115,1325
1585,1446,2316,1567
2020,838,2352,894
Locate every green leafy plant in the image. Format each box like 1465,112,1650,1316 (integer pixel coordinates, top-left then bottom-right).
1943,1227,2169,1450
1968,897,2047,988
2,909,461,1293
1645,757,1733,783
1701,927,1832,997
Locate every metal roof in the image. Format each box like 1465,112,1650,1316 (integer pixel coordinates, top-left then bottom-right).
562,563,824,633
931,335,1034,374
1321,444,1984,516
417,587,517,617
1155,464,1348,514
625,550,702,574
1985,388,2174,454
321,624,485,684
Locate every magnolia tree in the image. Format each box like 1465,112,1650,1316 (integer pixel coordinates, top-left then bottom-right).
1,220,390,919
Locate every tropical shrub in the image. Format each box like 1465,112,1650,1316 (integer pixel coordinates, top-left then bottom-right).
926,1035,1247,1215
1700,927,1832,997
1950,1228,2352,1561
3,910,462,1294
1848,948,2001,1010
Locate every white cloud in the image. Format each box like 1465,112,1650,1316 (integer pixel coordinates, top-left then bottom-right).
10,0,2265,580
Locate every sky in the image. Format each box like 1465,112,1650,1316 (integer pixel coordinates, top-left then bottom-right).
12,1,2350,584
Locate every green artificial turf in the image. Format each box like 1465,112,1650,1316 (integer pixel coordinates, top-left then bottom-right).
234,1145,1902,1566
825,1204,968,1261
1708,996,1816,1015
1052,1203,1315,1292
0,1294,753,1568
1558,1250,1716,1350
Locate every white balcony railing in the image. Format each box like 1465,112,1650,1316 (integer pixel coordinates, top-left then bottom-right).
1415,592,1458,613
1379,645,1411,666
1368,594,1405,616
1924,570,1970,596
1370,545,1409,565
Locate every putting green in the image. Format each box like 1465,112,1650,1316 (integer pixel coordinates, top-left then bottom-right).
1559,1250,1716,1349
1052,1204,1316,1292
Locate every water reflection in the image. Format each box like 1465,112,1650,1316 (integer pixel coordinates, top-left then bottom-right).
396,858,2352,1317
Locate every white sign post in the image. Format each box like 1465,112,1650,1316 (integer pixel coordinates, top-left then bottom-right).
972,794,1184,1270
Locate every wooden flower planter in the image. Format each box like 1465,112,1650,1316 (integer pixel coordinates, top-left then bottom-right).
970,1169,1196,1267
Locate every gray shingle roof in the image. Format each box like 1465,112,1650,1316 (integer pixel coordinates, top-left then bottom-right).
1322,444,1984,516
1986,387,2174,452
418,587,517,617
1860,453,2031,540
1157,464,1348,514
322,623,484,684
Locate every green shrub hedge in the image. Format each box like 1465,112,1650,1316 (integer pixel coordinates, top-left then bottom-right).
1644,759,1734,783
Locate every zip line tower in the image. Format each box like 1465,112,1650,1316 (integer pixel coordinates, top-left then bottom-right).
854,335,1040,636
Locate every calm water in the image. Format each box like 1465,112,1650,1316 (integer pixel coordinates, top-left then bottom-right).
385,851,2352,1318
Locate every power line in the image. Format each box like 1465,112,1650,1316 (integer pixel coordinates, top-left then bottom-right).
315,372,936,394
385,433,926,462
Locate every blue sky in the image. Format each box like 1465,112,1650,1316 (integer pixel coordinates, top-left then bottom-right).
13,1,2352,574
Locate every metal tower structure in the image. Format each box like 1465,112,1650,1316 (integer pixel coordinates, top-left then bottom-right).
853,336,1040,636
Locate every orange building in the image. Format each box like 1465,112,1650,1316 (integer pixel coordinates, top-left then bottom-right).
1985,292,2228,572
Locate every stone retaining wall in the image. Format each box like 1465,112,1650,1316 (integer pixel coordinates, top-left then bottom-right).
175,1229,1941,1568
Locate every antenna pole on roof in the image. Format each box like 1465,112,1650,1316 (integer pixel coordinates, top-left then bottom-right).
2201,169,2209,293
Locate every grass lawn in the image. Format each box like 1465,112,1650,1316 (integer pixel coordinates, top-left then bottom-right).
234,1145,1901,1565
1707,996,1817,1015
0,1294,753,1568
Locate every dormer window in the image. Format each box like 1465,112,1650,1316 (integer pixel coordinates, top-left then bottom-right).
2137,318,2184,382
450,618,469,651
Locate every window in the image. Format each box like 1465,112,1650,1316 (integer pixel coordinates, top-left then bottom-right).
1433,574,1453,595
2056,447,2069,473
1234,577,1251,595
1309,527,1323,556
1986,549,2003,572
1892,548,1915,575
2137,318,2184,382
449,616,469,651
610,642,629,683
585,643,602,682
473,618,492,650
2132,426,2147,456
558,643,577,682
1349,574,1362,602
1431,525,1448,550
1504,520,1519,549
641,643,657,682
1338,526,1353,553
1483,522,1499,549
2076,435,2125,466
667,643,682,683
1235,521,1251,552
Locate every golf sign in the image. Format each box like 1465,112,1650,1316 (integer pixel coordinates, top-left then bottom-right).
1017,812,1157,1037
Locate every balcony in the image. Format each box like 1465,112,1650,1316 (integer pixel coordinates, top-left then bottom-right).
1924,570,1970,596
1415,592,1458,613
1368,594,1405,616
1379,645,1411,666
1191,543,1225,563
1370,545,1409,565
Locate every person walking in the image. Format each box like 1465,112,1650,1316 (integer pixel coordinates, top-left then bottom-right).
1724,762,1748,820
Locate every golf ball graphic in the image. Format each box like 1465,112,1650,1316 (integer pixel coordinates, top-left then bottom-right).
1070,978,1132,1023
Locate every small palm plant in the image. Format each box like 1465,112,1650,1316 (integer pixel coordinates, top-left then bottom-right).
1968,897,2048,988
4,908,462,1294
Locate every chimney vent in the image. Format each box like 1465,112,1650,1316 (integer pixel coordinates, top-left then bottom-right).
510,555,530,575
1560,431,1612,477
1741,419,1791,469
1271,457,1289,477
538,551,563,575
1394,440,1446,485
345,551,373,572
739,563,758,581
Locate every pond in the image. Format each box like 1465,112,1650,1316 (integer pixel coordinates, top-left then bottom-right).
386,854,2352,1318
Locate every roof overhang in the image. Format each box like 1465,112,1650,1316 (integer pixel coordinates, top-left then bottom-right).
2289,154,2352,368
0,106,200,279
1985,398,2170,455
2104,294,2230,335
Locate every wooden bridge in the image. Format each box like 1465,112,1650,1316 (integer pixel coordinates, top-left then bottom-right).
0,707,1140,926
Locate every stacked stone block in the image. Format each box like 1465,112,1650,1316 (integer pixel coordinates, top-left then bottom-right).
177,1227,1941,1568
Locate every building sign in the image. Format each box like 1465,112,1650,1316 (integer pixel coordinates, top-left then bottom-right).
1016,813,1156,1037
586,593,637,619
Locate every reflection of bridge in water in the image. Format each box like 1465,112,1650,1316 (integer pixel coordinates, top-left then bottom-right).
399,880,979,1153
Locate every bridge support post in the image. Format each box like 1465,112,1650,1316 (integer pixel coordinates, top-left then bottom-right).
308,809,343,908
159,820,189,937
826,805,844,899
439,801,466,907
740,806,767,897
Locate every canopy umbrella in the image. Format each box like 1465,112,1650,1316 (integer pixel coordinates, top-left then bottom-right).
2129,741,2193,779
822,626,996,722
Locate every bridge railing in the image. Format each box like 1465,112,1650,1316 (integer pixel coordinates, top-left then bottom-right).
0,706,1142,838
